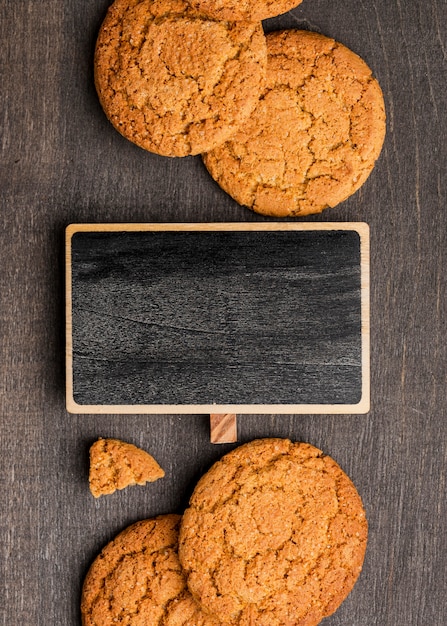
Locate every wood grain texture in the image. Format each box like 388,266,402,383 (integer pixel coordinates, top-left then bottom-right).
210,414,238,444
66,223,369,413
1,1,447,625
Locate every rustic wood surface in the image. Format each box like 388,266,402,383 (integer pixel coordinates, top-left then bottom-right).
1,1,446,624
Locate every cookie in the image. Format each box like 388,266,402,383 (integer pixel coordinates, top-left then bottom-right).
89,438,165,497
94,0,267,157
179,438,368,625
81,515,221,626
203,30,386,216
186,0,303,21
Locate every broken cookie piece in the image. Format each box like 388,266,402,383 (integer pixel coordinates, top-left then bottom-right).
89,438,165,498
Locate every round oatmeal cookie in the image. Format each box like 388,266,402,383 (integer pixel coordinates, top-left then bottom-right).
203,30,386,216
186,0,303,21
94,0,267,157
81,515,221,626
179,438,368,625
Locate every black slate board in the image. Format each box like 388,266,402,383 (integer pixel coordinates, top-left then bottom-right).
66,223,369,413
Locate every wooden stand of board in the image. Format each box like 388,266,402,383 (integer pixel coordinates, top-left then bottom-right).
210,414,238,444
66,222,370,427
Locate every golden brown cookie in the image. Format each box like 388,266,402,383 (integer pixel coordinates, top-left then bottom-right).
81,515,221,626
179,438,368,625
203,30,386,216
89,438,165,497
186,0,303,21
94,0,267,157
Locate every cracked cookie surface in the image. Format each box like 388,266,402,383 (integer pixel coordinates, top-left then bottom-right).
81,515,221,626
186,0,303,21
203,30,386,216
89,438,165,497
94,0,267,156
178,438,368,625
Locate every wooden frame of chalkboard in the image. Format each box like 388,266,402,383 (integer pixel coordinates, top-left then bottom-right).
66,222,370,415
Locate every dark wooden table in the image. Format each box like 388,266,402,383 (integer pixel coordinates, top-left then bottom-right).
1,1,446,624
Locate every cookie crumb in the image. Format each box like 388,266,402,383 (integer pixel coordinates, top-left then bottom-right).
89,437,165,498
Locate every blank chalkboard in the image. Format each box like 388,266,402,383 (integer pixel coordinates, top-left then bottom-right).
65,223,369,414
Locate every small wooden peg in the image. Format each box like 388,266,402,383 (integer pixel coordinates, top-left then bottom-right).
210,414,237,444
